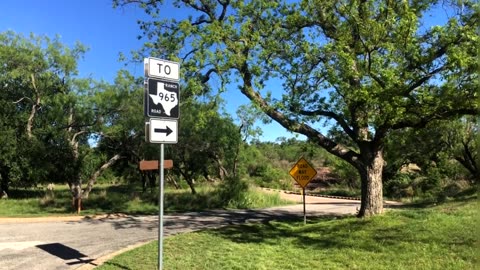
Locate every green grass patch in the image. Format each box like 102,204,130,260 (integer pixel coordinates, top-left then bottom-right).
311,186,361,198
98,197,478,270
0,183,292,217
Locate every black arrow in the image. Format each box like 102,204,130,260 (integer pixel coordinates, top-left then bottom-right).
154,126,173,136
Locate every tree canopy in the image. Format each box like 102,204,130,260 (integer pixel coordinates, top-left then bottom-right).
116,0,479,216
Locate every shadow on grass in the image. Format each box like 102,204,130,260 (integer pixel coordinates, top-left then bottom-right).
387,191,478,210
206,197,476,254
101,261,132,270
203,215,380,252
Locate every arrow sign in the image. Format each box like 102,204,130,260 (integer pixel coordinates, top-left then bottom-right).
149,119,178,144
154,126,173,136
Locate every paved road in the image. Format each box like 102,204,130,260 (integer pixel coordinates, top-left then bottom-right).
0,195,362,270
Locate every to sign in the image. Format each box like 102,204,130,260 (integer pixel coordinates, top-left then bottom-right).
145,57,180,81
289,157,317,188
146,78,179,119
149,118,178,144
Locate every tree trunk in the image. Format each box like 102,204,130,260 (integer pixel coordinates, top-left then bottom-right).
179,170,197,194
186,179,197,194
0,182,8,199
82,154,123,199
0,171,9,198
454,142,479,183
148,172,157,193
215,157,229,181
357,147,384,217
166,174,180,189
141,171,148,193
69,181,82,214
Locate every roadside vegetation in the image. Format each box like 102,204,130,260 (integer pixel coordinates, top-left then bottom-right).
0,182,292,217
97,195,478,270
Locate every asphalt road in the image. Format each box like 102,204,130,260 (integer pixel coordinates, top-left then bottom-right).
0,194,362,270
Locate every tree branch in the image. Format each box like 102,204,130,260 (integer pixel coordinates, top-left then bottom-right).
404,65,447,94
71,130,87,144
82,153,125,199
12,97,32,104
391,108,480,130
217,0,229,21
26,73,41,139
201,68,218,84
297,109,357,141
238,55,361,168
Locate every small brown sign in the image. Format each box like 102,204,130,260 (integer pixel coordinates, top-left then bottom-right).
139,160,173,171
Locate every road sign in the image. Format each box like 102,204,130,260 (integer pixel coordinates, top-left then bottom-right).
139,160,173,170
146,78,180,119
145,57,180,81
289,157,317,188
149,118,178,144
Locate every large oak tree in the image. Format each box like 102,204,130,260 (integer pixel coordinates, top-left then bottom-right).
116,0,479,217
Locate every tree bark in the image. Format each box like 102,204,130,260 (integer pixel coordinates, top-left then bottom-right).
0,181,8,199
186,178,197,194
147,172,157,193
179,170,197,194
184,175,196,194
69,181,82,214
0,170,9,198
166,174,180,189
141,171,148,192
357,146,384,217
454,141,479,183
26,74,41,139
82,154,123,199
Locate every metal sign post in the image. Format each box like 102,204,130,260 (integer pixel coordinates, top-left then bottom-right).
144,56,179,270
302,187,306,225
158,144,164,270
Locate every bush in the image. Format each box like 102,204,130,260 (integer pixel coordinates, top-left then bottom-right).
217,176,250,208
248,164,289,189
384,173,416,199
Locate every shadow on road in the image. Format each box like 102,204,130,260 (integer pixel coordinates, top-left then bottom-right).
74,208,357,237
36,243,96,267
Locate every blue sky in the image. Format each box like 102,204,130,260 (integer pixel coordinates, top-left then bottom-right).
0,0,302,142
1,1,453,142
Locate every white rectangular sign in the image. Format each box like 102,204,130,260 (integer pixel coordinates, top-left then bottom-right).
149,118,178,144
145,57,180,81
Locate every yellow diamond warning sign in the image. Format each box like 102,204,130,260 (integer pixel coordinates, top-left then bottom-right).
289,157,317,188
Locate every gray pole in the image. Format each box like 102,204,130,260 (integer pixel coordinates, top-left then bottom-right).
158,144,165,270
303,187,306,225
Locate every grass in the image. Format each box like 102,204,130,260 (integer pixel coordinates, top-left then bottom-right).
310,186,361,198
0,183,292,217
98,196,478,270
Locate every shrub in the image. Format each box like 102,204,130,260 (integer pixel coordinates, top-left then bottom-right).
217,176,249,208
384,173,416,199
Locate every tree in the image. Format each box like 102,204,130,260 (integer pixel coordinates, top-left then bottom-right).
84,70,146,198
443,117,479,183
168,98,242,194
116,0,479,217
0,31,89,199
384,117,479,184
0,31,132,211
